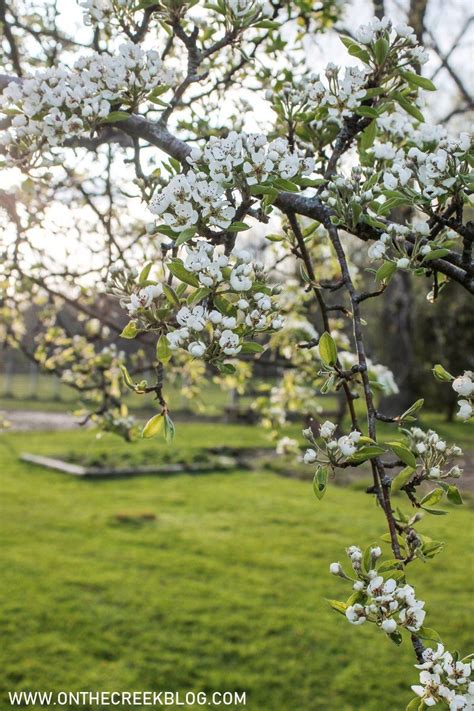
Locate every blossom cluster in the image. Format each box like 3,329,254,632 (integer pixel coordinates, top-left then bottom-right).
188,132,315,185
303,420,364,465
367,225,463,276
81,0,126,25
407,427,463,481
166,245,283,359
379,133,471,202
0,41,175,162
283,19,429,128
319,167,457,272
107,264,165,318
80,0,141,26
81,0,273,29
107,244,283,364
304,64,370,120
355,17,429,65
320,169,381,232
225,0,273,21
149,131,314,234
411,644,474,710
452,371,473,421
150,172,235,233
330,546,426,636
322,155,468,273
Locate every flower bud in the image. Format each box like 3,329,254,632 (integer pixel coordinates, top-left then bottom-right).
381,619,397,634
329,562,343,576
396,257,410,269
370,546,382,560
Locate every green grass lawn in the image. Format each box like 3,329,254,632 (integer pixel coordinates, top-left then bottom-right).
1,425,473,711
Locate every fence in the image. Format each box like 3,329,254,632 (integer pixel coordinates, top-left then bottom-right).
0,355,244,413
0,358,73,403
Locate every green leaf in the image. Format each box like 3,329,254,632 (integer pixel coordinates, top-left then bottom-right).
240,341,264,354
214,295,236,316
249,184,279,198
400,70,436,91
373,37,390,66
319,332,338,367
102,111,130,123
142,413,164,439
299,263,310,283
382,189,412,202
227,222,251,232
162,283,180,306
432,363,454,382
174,227,196,246
391,466,415,493
320,374,336,394
339,35,371,63
375,261,397,283
147,85,170,102
168,260,200,287
446,485,463,505
422,540,445,558
273,177,299,192
378,559,403,573
420,488,444,508
355,106,379,119
164,414,175,443
418,627,442,643
156,334,171,364
120,321,139,339
363,543,376,573
119,364,134,389
187,286,211,306
421,508,448,516
346,590,365,607
393,93,424,123
297,177,327,188
422,248,450,261
154,224,176,238
406,696,422,711
347,446,386,464
387,442,417,469
216,362,236,375
313,465,329,500
347,45,371,63
363,214,386,230
388,630,403,645
138,262,153,284
326,599,348,615
360,120,377,151
400,399,424,421
254,19,280,29
265,233,284,242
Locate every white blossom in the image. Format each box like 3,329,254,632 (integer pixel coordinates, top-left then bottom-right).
412,645,474,710
1,42,175,161
320,420,337,439
453,373,474,398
